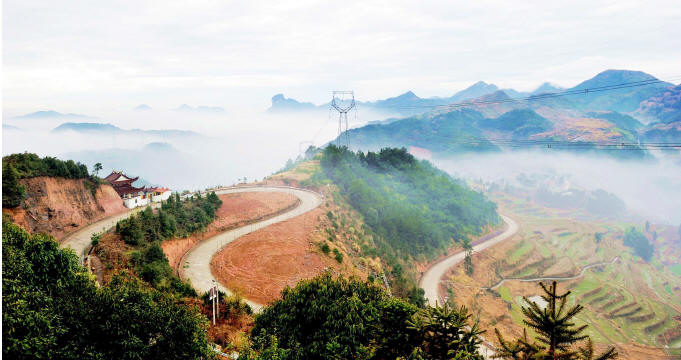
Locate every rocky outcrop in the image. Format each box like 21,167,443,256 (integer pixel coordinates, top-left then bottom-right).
3,177,126,241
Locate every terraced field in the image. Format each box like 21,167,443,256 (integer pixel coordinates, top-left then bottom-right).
442,190,681,359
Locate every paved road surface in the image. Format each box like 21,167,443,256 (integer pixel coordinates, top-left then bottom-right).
417,214,518,359
181,186,323,312
419,214,518,306
62,205,158,263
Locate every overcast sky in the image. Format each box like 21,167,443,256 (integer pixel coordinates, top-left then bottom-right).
3,0,680,115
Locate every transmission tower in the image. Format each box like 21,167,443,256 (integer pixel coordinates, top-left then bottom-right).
331,91,355,148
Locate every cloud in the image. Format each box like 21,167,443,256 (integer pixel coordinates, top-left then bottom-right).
3,0,680,113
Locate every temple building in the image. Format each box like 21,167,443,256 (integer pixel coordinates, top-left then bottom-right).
104,171,171,208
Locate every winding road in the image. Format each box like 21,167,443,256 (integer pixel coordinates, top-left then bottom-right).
181,186,323,312
419,214,519,307
61,185,322,313
62,204,159,263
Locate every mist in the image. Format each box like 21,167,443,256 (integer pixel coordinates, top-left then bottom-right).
2,106,395,191
435,151,681,225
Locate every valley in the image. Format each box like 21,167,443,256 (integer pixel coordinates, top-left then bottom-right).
439,189,681,358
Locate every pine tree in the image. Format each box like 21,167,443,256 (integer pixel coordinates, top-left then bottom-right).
408,302,484,359
2,163,25,208
463,238,474,275
493,281,617,360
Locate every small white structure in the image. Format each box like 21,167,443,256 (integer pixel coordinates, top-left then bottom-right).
146,186,172,203
104,171,171,209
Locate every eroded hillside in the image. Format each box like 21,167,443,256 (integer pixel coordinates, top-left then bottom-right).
3,176,126,240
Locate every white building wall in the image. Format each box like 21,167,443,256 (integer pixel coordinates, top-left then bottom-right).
151,190,172,203
123,195,150,209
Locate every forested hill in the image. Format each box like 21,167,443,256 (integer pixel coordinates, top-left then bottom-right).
318,145,500,261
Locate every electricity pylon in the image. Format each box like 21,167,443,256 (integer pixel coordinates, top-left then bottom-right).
331,91,355,148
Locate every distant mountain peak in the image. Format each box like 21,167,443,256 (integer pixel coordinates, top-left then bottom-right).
268,93,317,112
52,122,121,133
577,69,659,88
175,104,225,113
448,81,499,102
13,110,89,119
134,104,152,111
532,82,563,95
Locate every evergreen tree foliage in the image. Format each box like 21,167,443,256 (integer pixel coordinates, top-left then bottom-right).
113,192,221,296
3,153,90,179
622,227,653,262
320,145,499,261
407,303,485,359
247,272,483,360
493,281,617,360
2,217,213,359
2,162,25,208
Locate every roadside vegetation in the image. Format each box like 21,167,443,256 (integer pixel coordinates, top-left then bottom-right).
2,153,98,208
2,216,214,359
240,272,485,360
107,192,222,297
307,145,499,305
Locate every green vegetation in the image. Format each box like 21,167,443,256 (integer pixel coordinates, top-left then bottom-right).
623,227,654,262
2,217,213,359
478,108,553,139
3,153,90,179
495,281,617,359
318,146,498,304
114,192,222,296
2,153,95,208
244,272,484,360
2,162,24,208
116,192,222,245
320,145,498,260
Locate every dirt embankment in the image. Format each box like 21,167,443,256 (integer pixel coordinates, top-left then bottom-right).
163,192,300,272
210,186,369,306
2,177,126,240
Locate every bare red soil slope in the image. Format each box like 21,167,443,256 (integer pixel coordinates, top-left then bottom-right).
3,177,126,240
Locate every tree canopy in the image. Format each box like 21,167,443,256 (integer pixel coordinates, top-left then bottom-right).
623,227,653,262
320,145,499,261
245,272,483,360
2,217,214,359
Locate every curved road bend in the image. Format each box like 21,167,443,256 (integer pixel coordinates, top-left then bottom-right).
417,214,518,359
419,214,519,307
181,187,323,312
62,204,160,264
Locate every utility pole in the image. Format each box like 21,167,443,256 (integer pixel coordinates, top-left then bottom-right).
331,91,355,148
210,280,218,325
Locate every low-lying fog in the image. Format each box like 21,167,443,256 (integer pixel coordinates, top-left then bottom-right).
2,107,390,190
436,151,681,225
5,108,680,225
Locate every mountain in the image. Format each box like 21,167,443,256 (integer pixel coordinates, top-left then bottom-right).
51,122,204,139
3,124,22,131
52,122,121,133
447,81,499,102
502,89,528,98
477,108,553,139
344,108,498,155
268,82,502,116
636,84,681,124
267,94,318,112
13,110,90,119
567,70,673,113
134,104,152,111
586,111,644,133
531,82,563,95
175,104,225,113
